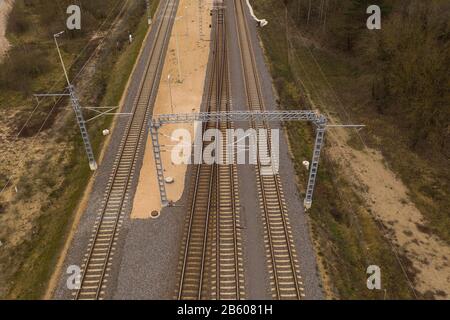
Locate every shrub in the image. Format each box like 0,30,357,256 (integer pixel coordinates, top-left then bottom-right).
6,0,31,34
0,45,50,93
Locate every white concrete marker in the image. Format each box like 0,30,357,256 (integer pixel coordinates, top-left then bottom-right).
303,160,310,171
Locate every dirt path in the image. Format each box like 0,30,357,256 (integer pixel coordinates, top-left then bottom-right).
130,0,211,219
327,127,450,298
291,38,450,298
269,12,450,297
0,0,14,59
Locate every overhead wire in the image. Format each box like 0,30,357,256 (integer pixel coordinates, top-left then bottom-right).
0,0,130,195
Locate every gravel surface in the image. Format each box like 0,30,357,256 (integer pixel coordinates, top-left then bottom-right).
53,0,177,299
225,1,271,300
225,0,324,300
112,1,213,299
54,0,323,300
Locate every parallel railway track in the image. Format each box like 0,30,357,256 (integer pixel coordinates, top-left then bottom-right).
74,0,179,300
233,0,305,299
177,5,245,300
74,0,303,300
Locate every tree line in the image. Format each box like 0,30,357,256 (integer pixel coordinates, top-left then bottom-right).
282,0,449,156
1,0,127,93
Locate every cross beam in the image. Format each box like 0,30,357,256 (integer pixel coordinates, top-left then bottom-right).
149,110,327,209
151,110,326,126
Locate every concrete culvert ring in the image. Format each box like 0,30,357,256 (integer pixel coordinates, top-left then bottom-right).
150,210,160,219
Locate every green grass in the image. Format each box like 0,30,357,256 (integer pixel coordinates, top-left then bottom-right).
286,122,415,299
4,1,160,299
253,0,418,299
7,148,91,299
301,45,450,245
89,6,157,154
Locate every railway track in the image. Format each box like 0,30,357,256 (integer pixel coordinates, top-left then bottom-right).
233,0,305,299
74,0,179,300
177,5,245,300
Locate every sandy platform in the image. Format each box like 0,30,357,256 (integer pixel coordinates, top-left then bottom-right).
131,0,212,219
0,0,13,59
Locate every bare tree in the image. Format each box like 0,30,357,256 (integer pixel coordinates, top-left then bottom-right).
323,0,328,31
307,0,312,25
319,0,324,21
284,1,290,65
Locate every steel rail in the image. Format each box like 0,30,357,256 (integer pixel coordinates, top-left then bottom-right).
176,8,220,299
233,0,303,300
177,6,244,300
74,0,179,300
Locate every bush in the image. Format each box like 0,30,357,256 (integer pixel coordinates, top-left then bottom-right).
15,176,34,202
0,173,9,188
6,0,31,34
0,45,50,93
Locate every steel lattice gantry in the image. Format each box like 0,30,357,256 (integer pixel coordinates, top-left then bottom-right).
149,110,327,209
68,85,98,171
152,110,325,125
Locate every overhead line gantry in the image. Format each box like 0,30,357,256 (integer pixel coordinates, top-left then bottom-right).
149,110,333,209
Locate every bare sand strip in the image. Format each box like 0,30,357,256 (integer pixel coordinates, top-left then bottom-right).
131,0,212,219
0,0,14,59
328,126,450,298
